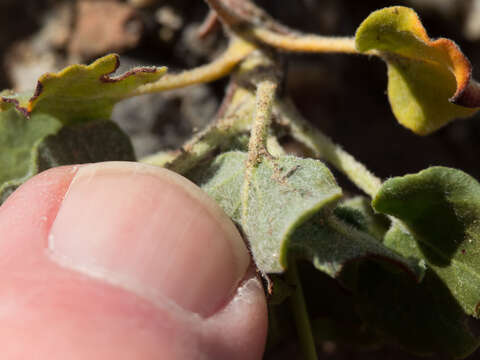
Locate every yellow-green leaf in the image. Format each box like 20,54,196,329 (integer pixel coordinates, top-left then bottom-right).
0,54,166,124
355,6,480,135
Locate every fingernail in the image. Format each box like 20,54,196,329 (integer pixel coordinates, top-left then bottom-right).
48,162,250,316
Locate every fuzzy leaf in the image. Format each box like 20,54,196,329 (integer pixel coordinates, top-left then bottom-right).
0,54,166,124
373,167,480,318
36,120,135,169
0,109,135,203
0,108,62,202
188,151,423,279
355,6,480,135
190,151,342,273
288,212,423,282
333,196,390,241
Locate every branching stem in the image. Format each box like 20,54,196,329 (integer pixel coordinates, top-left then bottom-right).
130,38,255,96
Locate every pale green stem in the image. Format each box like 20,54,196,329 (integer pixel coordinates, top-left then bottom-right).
266,135,286,157
277,101,382,197
129,38,255,96
164,121,242,174
145,84,258,174
141,150,178,167
286,259,318,360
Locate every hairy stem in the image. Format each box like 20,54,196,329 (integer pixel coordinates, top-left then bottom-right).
252,29,358,54
205,0,378,55
247,78,278,166
153,85,257,174
130,38,255,96
286,259,318,360
165,124,232,174
164,114,251,174
241,73,278,230
277,100,382,197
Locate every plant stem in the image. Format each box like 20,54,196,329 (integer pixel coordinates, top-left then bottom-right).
205,0,379,55
164,123,234,174
130,38,255,96
163,112,250,174
286,259,318,360
276,100,382,197
141,150,178,167
150,85,257,174
246,77,278,166
197,10,219,39
252,29,359,54
241,72,278,227
266,135,286,157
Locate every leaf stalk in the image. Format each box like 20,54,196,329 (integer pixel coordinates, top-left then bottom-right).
251,29,359,54
130,38,255,96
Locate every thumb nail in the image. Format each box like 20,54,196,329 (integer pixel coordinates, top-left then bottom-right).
47,162,250,316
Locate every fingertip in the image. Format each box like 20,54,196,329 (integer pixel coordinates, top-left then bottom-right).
0,163,268,359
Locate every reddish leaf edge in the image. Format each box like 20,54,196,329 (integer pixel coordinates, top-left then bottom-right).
0,54,164,118
382,6,480,108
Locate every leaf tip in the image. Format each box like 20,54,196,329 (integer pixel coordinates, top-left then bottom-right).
451,80,480,108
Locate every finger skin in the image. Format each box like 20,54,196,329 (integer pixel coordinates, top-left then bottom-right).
0,166,267,359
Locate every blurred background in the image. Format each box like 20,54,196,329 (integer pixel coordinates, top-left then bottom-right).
1,1,480,358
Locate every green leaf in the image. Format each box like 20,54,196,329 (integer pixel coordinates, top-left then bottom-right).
333,196,390,241
288,211,423,281
0,54,166,124
355,261,480,359
0,54,153,202
0,109,135,203
189,151,342,273
373,166,480,318
0,108,62,201
36,120,135,169
355,6,480,135
188,151,423,279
